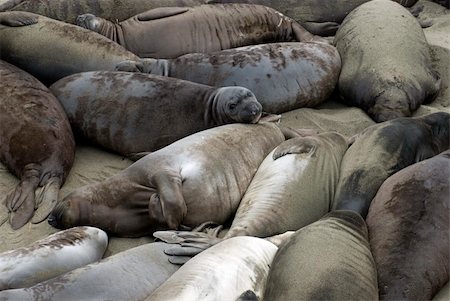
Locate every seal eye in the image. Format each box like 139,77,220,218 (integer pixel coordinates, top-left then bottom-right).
228,103,237,110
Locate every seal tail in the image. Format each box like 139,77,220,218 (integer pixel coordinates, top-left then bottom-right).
5,178,39,230
31,177,61,224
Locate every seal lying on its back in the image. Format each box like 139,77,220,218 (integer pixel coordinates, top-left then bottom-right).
116,42,341,114
367,150,450,300
0,226,107,290
334,0,441,122
0,11,138,85
263,210,378,300
76,4,325,59
48,123,286,237
0,242,180,301
0,60,75,230
50,71,262,156
332,112,449,218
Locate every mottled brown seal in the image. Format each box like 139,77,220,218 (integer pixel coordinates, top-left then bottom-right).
0,11,138,85
334,0,441,122
367,150,450,300
75,4,325,59
332,112,449,218
48,123,286,237
0,59,75,230
115,42,341,114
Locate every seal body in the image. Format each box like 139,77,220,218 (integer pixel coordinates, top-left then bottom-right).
50,71,262,156
117,42,341,114
48,123,286,237
332,112,449,218
366,150,450,300
145,236,277,301
0,242,179,300
334,0,441,122
263,210,378,300
76,4,321,58
0,226,107,290
0,59,75,229
0,11,138,85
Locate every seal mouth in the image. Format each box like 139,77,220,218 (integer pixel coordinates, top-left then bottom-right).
242,102,263,123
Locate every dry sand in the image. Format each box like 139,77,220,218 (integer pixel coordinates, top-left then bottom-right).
0,0,449,260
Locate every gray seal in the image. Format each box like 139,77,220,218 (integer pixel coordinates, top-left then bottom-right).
50,71,262,156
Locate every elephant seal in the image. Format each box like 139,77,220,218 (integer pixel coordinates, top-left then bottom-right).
154,132,348,262
0,59,75,230
0,226,107,290
263,210,378,300
366,150,450,300
334,0,441,122
332,112,449,218
0,242,180,300
75,4,325,59
145,236,279,301
50,71,262,156
48,123,286,237
0,11,138,85
115,42,341,114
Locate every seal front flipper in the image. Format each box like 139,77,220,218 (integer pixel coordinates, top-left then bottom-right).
272,137,317,160
0,11,38,27
136,7,189,22
31,177,61,224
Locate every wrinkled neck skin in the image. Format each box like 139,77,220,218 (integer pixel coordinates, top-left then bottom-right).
203,89,230,127
139,58,170,76
95,17,125,45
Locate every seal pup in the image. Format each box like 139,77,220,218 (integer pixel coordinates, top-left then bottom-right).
0,59,75,229
50,71,262,156
334,0,441,122
263,210,378,300
367,150,450,300
48,123,286,237
0,226,107,290
154,131,348,262
0,11,138,85
0,242,180,300
115,42,341,114
75,4,326,59
332,112,449,218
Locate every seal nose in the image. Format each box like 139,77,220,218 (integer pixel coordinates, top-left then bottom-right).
48,214,58,227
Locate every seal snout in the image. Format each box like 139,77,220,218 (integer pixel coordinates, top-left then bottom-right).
76,13,98,30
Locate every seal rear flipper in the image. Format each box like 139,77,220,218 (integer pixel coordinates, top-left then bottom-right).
9,192,35,230
31,177,61,224
272,137,317,160
0,11,38,27
5,177,39,229
236,290,259,301
292,22,330,44
302,21,340,37
137,7,189,22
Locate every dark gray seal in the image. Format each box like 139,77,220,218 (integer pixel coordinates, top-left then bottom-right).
334,0,441,122
0,11,138,85
75,4,326,59
367,150,450,300
332,112,449,218
0,59,75,230
48,123,286,237
50,71,262,156
115,42,341,114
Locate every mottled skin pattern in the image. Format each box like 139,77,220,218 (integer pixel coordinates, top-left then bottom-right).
334,0,441,122
0,11,138,85
0,0,207,24
0,226,107,290
0,60,75,230
332,112,449,218
263,211,378,300
48,123,285,237
115,42,341,114
0,242,179,301
50,71,262,156
75,4,323,59
367,150,450,300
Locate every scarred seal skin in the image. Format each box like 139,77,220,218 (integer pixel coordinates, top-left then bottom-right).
75,4,324,59
367,150,450,300
263,210,378,301
0,242,180,301
334,0,441,122
0,11,138,85
50,71,262,156
0,226,107,290
0,59,75,230
332,112,449,218
48,123,286,237
115,42,341,114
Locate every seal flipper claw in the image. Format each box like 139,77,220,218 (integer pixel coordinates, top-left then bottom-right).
32,178,60,224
